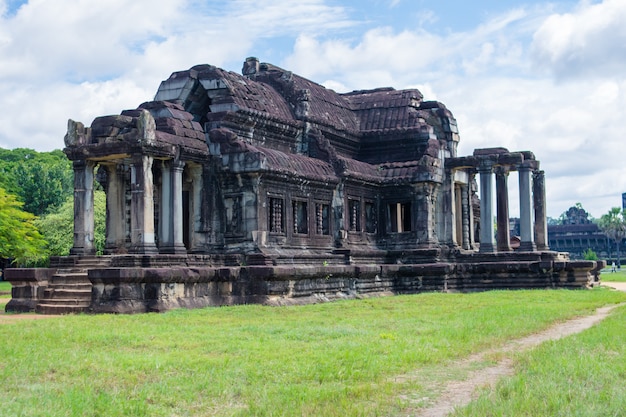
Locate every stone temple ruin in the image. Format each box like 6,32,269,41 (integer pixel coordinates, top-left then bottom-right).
6,57,602,314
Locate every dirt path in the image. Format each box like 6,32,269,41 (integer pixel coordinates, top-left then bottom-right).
401,291,626,417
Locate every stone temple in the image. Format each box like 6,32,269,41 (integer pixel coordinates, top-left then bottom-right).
6,57,602,314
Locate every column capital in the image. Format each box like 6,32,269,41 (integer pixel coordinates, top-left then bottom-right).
494,165,511,176
477,159,495,173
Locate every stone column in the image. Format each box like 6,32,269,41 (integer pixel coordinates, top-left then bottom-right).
454,184,463,247
468,173,477,250
478,162,496,253
104,163,126,254
518,164,536,251
188,164,205,252
495,166,512,252
158,161,173,251
461,183,471,250
171,160,186,254
129,155,158,254
441,170,456,246
533,170,549,251
415,183,439,247
70,160,96,256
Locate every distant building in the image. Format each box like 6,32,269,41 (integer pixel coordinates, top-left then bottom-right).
547,205,610,259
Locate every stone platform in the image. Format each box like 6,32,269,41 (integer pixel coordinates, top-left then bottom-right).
5,252,603,314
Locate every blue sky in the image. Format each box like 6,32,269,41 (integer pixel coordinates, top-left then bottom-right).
0,0,623,219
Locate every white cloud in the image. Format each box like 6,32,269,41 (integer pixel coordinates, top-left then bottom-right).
531,0,626,79
0,0,356,151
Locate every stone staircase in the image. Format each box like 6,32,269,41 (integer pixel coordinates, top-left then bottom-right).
35,257,112,314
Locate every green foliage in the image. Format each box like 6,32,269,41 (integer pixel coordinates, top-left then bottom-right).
0,147,72,216
0,289,625,416
0,187,48,265
583,248,598,260
36,190,107,256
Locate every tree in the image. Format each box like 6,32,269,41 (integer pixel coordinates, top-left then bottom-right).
0,187,48,266
598,207,626,268
36,190,107,256
0,148,73,216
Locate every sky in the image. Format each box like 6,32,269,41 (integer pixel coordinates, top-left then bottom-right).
0,0,625,219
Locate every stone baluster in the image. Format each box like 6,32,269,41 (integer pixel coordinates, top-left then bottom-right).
518,163,536,251
70,160,96,256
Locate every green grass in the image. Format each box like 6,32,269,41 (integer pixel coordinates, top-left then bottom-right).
601,268,626,282
454,302,626,416
0,280,11,296
1,289,625,416
0,281,10,310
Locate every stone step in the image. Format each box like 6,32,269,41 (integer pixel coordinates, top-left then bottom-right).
45,283,92,291
44,289,91,299
53,270,90,277
36,303,90,315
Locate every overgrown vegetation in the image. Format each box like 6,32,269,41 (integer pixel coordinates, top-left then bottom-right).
1,289,625,416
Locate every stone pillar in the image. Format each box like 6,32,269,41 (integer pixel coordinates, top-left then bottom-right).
454,184,463,247
415,183,439,247
495,166,512,252
518,164,536,251
461,183,471,250
478,162,496,253
104,163,126,254
70,160,96,255
441,170,456,246
188,164,205,252
159,161,173,251
533,170,549,251
468,173,477,250
129,155,158,254
171,160,186,254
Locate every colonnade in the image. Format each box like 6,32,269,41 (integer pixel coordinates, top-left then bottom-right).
476,161,548,253
69,155,203,256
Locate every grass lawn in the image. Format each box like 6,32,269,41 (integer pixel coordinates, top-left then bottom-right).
601,267,626,282
0,281,10,310
1,288,625,416
455,300,626,416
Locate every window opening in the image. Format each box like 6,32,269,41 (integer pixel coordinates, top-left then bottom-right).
365,202,376,233
389,202,411,232
349,199,361,232
315,203,330,235
269,198,284,233
293,200,308,234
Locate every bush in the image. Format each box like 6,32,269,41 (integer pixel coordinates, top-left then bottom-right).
583,248,598,261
